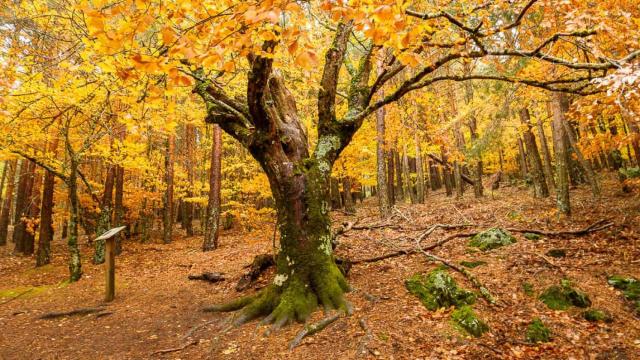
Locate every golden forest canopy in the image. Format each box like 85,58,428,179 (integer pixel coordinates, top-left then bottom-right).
0,0,638,228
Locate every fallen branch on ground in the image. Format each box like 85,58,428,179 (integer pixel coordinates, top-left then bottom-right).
188,272,225,283
356,318,373,357
39,307,106,319
182,319,219,340
289,312,342,350
150,339,198,356
507,219,614,237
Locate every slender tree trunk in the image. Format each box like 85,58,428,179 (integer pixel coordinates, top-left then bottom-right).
330,177,342,209
386,150,395,205
441,148,453,196
394,147,404,202
67,157,82,282
183,123,195,236
537,117,555,191
376,107,390,217
414,132,425,203
94,166,115,264
203,124,222,251
114,165,124,254
0,162,7,212
0,160,17,246
454,162,463,198
342,176,355,213
552,93,571,215
37,157,56,266
402,146,415,204
621,106,640,166
517,136,528,179
163,134,175,244
519,108,549,198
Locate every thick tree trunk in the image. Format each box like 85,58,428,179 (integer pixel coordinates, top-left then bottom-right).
414,132,425,203
552,93,571,215
13,160,35,253
562,118,601,197
37,137,59,266
519,108,549,198
454,162,463,198
330,177,342,209
0,160,17,246
203,124,222,251
163,134,174,244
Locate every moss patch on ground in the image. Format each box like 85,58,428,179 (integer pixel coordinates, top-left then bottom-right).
523,232,542,241
451,305,489,337
607,275,640,315
460,260,487,268
405,269,476,311
539,280,591,310
469,228,516,251
526,318,552,343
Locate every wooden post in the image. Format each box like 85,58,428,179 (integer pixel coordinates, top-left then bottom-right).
105,237,115,302
94,226,126,302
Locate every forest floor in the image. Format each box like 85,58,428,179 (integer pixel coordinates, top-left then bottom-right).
1,175,639,360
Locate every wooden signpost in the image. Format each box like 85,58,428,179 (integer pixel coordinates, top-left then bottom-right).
94,226,126,302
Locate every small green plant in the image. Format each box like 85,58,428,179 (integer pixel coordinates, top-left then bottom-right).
469,228,516,251
522,282,535,297
526,318,552,343
405,269,476,311
539,279,591,310
523,232,541,241
451,305,489,337
619,167,640,179
608,275,640,315
582,309,612,323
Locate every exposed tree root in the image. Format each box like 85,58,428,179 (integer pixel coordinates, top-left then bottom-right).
288,312,341,350
39,307,106,319
203,262,351,333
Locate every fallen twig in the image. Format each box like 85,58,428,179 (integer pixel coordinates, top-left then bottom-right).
182,319,219,340
507,219,614,237
150,339,198,356
0,288,34,307
39,307,106,319
289,312,341,350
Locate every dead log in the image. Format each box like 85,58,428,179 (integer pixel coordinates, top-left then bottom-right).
507,219,614,237
188,272,225,283
235,254,275,291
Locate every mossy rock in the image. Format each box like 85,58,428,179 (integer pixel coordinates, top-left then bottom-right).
460,260,487,269
469,228,516,251
451,305,489,337
607,275,640,315
523,233,542,241
539,280,591,310
526,318,552,343
405,269,476,311
583,309,613,323
522,282,535,297
546,249,566,258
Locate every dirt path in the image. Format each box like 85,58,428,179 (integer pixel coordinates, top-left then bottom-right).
1,179,639,359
